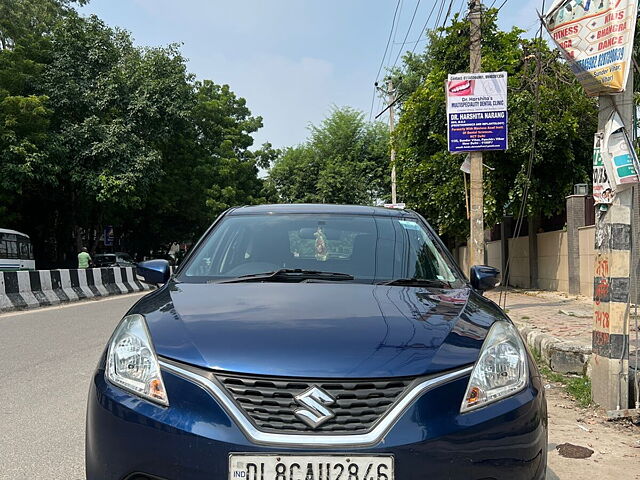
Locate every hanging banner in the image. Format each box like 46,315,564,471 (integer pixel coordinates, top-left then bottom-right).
593,133,613,205
446,72,508,153
602,111,640,188
543,0,638,96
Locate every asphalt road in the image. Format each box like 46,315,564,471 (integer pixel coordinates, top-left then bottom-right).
0,293,147,480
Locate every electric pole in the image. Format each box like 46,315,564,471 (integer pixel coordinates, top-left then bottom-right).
469,0,485,267
591,70,635,412
388,79,398,204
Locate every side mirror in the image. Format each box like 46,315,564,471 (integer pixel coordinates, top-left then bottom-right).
137,259,171,285
470,265,501,292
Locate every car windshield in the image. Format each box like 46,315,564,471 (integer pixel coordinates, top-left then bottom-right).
180,214,463,286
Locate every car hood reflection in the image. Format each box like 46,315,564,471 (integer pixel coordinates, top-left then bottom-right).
134,282,505,378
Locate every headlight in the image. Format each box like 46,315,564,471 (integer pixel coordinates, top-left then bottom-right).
461,321,527,413
106,314,169,406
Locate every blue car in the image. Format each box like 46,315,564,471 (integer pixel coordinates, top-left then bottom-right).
86,204,547,480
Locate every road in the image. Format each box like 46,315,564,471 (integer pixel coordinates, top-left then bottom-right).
1,294,638,479
0,293,147,480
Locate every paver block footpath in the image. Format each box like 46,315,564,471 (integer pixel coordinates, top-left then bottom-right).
487,290,594,377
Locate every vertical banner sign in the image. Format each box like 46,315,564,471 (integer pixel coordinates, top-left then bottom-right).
446,72,508,153
543,0,638,96
593,133,613,205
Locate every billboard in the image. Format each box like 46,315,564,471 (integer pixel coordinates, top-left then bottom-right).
446,72,508,153
543,0,638,96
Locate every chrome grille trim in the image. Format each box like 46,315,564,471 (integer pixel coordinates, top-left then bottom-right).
217,373,412,433
159,360,472,447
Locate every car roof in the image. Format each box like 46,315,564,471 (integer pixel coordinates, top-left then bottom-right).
228,204,418,218
0,228,29,237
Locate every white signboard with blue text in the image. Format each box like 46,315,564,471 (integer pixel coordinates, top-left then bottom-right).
446,72,508,153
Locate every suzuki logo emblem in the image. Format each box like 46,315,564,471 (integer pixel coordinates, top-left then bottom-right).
293,386,336,429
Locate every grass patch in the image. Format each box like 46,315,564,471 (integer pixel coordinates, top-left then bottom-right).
521,316,530,320
532,349,592,408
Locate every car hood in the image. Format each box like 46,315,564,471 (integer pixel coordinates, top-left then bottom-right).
132,281,506,378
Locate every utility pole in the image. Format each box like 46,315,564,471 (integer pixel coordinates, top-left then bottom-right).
388,79,397,204
469,0,485,267
592,70,635,412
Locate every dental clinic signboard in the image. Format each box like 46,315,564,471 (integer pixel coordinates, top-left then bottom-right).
543,0,638,96
446,72,508,153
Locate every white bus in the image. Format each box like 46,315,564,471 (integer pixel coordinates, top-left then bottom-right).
0,228,35,271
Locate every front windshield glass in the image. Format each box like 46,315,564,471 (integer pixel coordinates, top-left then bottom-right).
181,214,463,286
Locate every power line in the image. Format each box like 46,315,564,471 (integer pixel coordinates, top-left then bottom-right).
496,0,511,12
393,0,406,44
376,0,445,118
433,0,449,32
439,0,456,31
375,0,402,82
499,0,547,309
391,0,422,69
409,0,443,56
369,0,402,121
458,0,467,17
368,84,379,122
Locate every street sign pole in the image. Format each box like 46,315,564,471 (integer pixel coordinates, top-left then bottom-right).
469,0,485,268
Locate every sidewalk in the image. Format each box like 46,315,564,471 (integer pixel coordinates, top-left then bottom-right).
486,289,595,375
486,289,593,346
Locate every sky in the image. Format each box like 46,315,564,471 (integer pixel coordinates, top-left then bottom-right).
80,0,544,150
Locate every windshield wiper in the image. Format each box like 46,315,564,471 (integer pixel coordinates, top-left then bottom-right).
378,278,453,288
217,269,355,284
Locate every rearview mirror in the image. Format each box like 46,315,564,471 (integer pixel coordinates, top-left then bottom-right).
137,259,171,285
470,265,501,292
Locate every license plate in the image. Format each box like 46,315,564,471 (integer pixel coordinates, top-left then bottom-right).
229,454,394,480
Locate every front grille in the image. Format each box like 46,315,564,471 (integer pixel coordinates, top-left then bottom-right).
216,373,414,433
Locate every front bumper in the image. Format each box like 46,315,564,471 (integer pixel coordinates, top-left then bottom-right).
86,358,547,480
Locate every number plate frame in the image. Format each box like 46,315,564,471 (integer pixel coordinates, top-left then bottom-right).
228,453,394,480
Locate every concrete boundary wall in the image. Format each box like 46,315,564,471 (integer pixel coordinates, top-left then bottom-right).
578,226,596,297
537,231,569,292
456,231,576,293
0,267,152,313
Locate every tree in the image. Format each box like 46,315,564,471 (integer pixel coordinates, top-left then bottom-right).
268,106,391,205
0,3,270,266
392,10,597,242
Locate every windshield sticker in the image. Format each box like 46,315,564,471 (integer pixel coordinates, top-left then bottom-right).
399,220,421,231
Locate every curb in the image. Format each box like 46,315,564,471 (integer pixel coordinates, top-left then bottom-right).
515,321,592,376
0,267,152,313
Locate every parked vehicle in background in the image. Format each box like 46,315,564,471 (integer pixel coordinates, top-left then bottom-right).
93,252,136,268
0,228,35,271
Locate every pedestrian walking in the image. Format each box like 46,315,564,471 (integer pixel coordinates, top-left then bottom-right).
78,247,92,269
